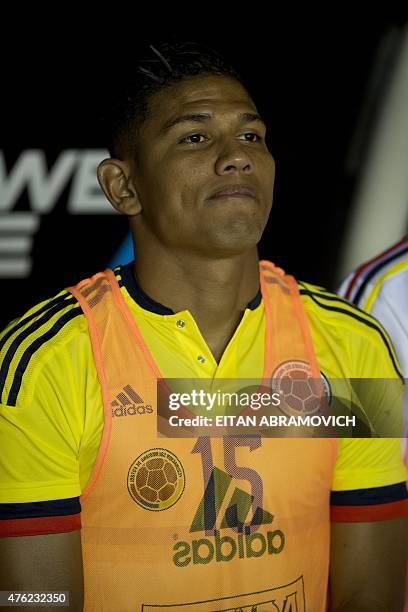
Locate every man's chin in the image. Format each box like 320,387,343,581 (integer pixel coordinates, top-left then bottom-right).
198,228,263,258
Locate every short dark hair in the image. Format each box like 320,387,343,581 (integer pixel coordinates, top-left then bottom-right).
105,42,245,159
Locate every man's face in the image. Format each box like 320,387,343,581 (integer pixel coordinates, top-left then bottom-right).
130,75,275,257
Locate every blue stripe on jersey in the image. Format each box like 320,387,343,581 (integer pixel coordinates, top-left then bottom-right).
0,293,75,354
0,497,81,520
331,482,408,506
0,297,78,403
6,307,83,406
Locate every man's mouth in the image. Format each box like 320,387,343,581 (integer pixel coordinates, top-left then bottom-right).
208,184,257,200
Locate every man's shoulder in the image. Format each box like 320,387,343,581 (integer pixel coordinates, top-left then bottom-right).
338,235,408,308
298,279,384,332
298,279,403,379
0,266,128,408
0,287,89,407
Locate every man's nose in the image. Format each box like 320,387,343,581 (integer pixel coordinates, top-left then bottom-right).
214,142,252,175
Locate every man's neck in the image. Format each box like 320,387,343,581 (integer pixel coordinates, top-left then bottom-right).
132,246,261,363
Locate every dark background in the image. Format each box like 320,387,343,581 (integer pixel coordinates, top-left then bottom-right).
1,14,407,327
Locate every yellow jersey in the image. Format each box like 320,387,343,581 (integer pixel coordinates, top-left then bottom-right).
0,262,407,537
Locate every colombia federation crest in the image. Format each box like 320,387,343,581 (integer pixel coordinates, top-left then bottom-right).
127,448,185,511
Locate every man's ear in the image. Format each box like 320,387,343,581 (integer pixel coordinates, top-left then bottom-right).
97,159,142,215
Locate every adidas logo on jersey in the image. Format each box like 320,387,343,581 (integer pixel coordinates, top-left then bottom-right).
173,467,285,567
111,385,153,417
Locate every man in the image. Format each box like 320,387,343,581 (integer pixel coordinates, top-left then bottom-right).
339,234,408,610
0,43,407,611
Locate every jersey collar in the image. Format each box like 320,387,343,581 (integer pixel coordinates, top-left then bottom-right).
119,262,262,315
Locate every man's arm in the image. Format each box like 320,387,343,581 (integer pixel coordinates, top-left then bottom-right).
330,517,408,611
0,531,84,611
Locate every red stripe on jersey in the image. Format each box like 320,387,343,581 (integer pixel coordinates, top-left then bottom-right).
0,513,81,537
331,498,408,522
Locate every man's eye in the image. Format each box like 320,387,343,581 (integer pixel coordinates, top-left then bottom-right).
180,134,207,144
240,133,263,142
